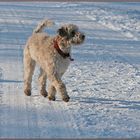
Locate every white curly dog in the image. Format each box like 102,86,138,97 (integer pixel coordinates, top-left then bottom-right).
23,19,85,102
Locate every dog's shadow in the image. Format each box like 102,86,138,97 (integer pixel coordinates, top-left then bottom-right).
0,79,23,83
72,96,140,111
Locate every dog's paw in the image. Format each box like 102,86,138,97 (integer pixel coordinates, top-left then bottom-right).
24,89,31,96
62,95,70,102
48,96,56,101
40,90,48,97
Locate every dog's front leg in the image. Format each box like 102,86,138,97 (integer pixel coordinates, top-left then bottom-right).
48,85,56,101
49,74,70,102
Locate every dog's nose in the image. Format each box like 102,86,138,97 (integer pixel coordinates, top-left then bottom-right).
82,35,85,40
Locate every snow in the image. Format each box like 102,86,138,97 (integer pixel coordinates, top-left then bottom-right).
0,2,140,138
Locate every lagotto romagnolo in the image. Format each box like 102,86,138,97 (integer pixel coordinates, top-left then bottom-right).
23,19,85,102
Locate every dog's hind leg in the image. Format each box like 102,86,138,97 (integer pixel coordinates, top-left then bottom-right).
38,68,47,97
23,46,36,96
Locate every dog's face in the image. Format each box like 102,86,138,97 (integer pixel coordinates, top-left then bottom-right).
57,24,85,45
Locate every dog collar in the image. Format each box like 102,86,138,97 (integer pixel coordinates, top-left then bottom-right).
53,39,74,61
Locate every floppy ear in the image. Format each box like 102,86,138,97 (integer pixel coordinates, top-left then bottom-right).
57,27,67,37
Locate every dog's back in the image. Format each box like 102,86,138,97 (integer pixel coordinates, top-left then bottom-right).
25,19,55,65
26,33,55,66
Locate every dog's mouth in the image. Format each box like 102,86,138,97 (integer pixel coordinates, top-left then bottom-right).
77,39,84,44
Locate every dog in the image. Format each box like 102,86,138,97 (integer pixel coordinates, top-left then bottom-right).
23,19,85,102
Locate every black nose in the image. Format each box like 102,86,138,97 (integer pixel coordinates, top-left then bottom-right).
82,35,85,40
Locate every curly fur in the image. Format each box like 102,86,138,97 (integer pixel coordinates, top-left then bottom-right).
23,19,85,102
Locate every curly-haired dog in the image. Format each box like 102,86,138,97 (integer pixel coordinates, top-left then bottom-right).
23,19,85,102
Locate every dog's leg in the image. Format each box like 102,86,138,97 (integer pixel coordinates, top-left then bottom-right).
48,73,64,101
23,46,36,96
49,75,70,102
48,85,56,101
38,68,47,97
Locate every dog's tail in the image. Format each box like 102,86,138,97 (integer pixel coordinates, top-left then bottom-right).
33,19,54,33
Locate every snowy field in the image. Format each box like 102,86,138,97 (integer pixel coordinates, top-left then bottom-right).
0,2,140,138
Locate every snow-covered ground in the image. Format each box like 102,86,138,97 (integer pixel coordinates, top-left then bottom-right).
0,2,140,138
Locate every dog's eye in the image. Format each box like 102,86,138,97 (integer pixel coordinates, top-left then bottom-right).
71,31,76,37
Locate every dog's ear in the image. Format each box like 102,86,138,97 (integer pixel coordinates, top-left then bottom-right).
57,27,67,37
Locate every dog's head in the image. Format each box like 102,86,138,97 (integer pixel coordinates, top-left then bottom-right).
57,24,85,45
